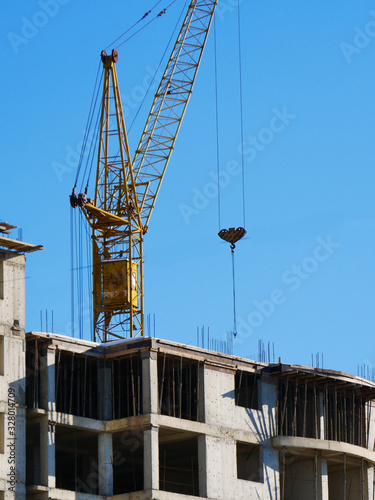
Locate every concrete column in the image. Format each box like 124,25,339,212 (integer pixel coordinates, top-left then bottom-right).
319,392,325,440
260,378,278,437
0,253,25,332
197,363,205,423
98,433,113,496
40,420,55,488
204,435,236,500
321,457,329,500
98,360,112,420
6,333,26,406
3,329,27,495
367,465,374,500
39,347,55,412
367,401,375,450
14,406,26,483
201,366,235,427
198,435,207,497
263,446,279,499
144,425,158,491
142,351,158,414
260,378,280,498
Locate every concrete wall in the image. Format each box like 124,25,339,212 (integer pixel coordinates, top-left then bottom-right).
0,253,25,333
202,365,278,438
201,365,279,499
0,251,26,498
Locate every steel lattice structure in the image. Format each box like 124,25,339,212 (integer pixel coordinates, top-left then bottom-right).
133,0,217,230
81,0,217,342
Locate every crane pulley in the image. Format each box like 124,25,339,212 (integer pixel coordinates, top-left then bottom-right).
71,1,218,342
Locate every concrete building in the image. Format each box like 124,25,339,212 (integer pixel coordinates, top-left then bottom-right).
0,223,43,498
1,230,375,500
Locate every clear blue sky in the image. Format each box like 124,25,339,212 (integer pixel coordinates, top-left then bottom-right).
1,1,375,378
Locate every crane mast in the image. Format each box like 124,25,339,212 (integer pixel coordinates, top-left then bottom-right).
77,0,217,342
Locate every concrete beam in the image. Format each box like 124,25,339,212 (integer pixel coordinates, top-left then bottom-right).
272,435,375,465
106,414,151,432
48,488,106,500
151,413,260,444
51,412,105,432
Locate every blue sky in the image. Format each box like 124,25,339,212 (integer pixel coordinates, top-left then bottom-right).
1,1,375,378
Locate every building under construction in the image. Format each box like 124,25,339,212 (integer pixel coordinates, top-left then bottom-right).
1,233,375,500
2,2,375,498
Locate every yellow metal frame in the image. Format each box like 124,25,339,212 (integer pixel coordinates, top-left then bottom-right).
82,51,144,342
81,0,217,342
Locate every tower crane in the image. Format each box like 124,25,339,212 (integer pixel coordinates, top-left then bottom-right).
71,1,217,342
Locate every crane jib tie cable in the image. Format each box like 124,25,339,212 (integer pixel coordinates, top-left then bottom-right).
215,0,247,339
106,0,177,51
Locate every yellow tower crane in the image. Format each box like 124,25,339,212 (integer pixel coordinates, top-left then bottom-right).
71,1,217,342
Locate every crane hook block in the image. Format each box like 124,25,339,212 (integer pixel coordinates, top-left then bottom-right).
218,227,246,250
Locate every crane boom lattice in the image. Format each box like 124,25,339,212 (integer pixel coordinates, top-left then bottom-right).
80,50,144,342
133,0,217,229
